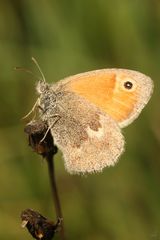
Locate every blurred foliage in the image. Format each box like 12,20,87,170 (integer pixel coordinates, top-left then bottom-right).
0,0,160,239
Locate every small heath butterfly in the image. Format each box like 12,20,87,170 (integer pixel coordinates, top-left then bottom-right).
26,58,154,174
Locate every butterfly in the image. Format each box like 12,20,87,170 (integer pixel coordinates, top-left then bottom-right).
25,58,154,174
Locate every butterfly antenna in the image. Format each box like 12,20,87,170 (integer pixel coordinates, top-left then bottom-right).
14,67,40,81
31,57,46,83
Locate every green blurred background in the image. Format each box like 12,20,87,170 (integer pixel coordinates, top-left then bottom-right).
0,0,160,239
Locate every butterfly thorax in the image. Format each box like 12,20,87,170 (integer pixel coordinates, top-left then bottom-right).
36,81,57,119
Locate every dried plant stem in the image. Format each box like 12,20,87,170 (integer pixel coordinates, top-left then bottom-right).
24,121,65,239
46,152,65,240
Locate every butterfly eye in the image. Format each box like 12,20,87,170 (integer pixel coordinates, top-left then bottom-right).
124,81,133,90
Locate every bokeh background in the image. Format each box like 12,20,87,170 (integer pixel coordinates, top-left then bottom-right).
0,0,160,239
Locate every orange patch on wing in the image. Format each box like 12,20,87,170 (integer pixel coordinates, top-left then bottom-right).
105,90,138,122
68,72,115,106
67,72,138,123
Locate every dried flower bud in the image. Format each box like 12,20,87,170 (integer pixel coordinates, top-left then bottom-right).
21,209,62,240
24,120,57,158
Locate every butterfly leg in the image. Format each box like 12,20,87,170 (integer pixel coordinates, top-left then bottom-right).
22,98,39,120
40,114,61,143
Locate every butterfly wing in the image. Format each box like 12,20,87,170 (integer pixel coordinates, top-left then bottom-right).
47,92,124,174
53,69,153,128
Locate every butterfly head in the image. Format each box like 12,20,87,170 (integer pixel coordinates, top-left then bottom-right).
36,80,50,94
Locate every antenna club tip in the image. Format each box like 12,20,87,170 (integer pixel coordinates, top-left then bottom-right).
31,57,37,63
14,67,23,71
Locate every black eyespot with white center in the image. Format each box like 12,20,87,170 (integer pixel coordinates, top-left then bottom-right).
124,81,133,90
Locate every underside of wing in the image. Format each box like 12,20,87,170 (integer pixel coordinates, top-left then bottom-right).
48,92,125,174
52,69,153,128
